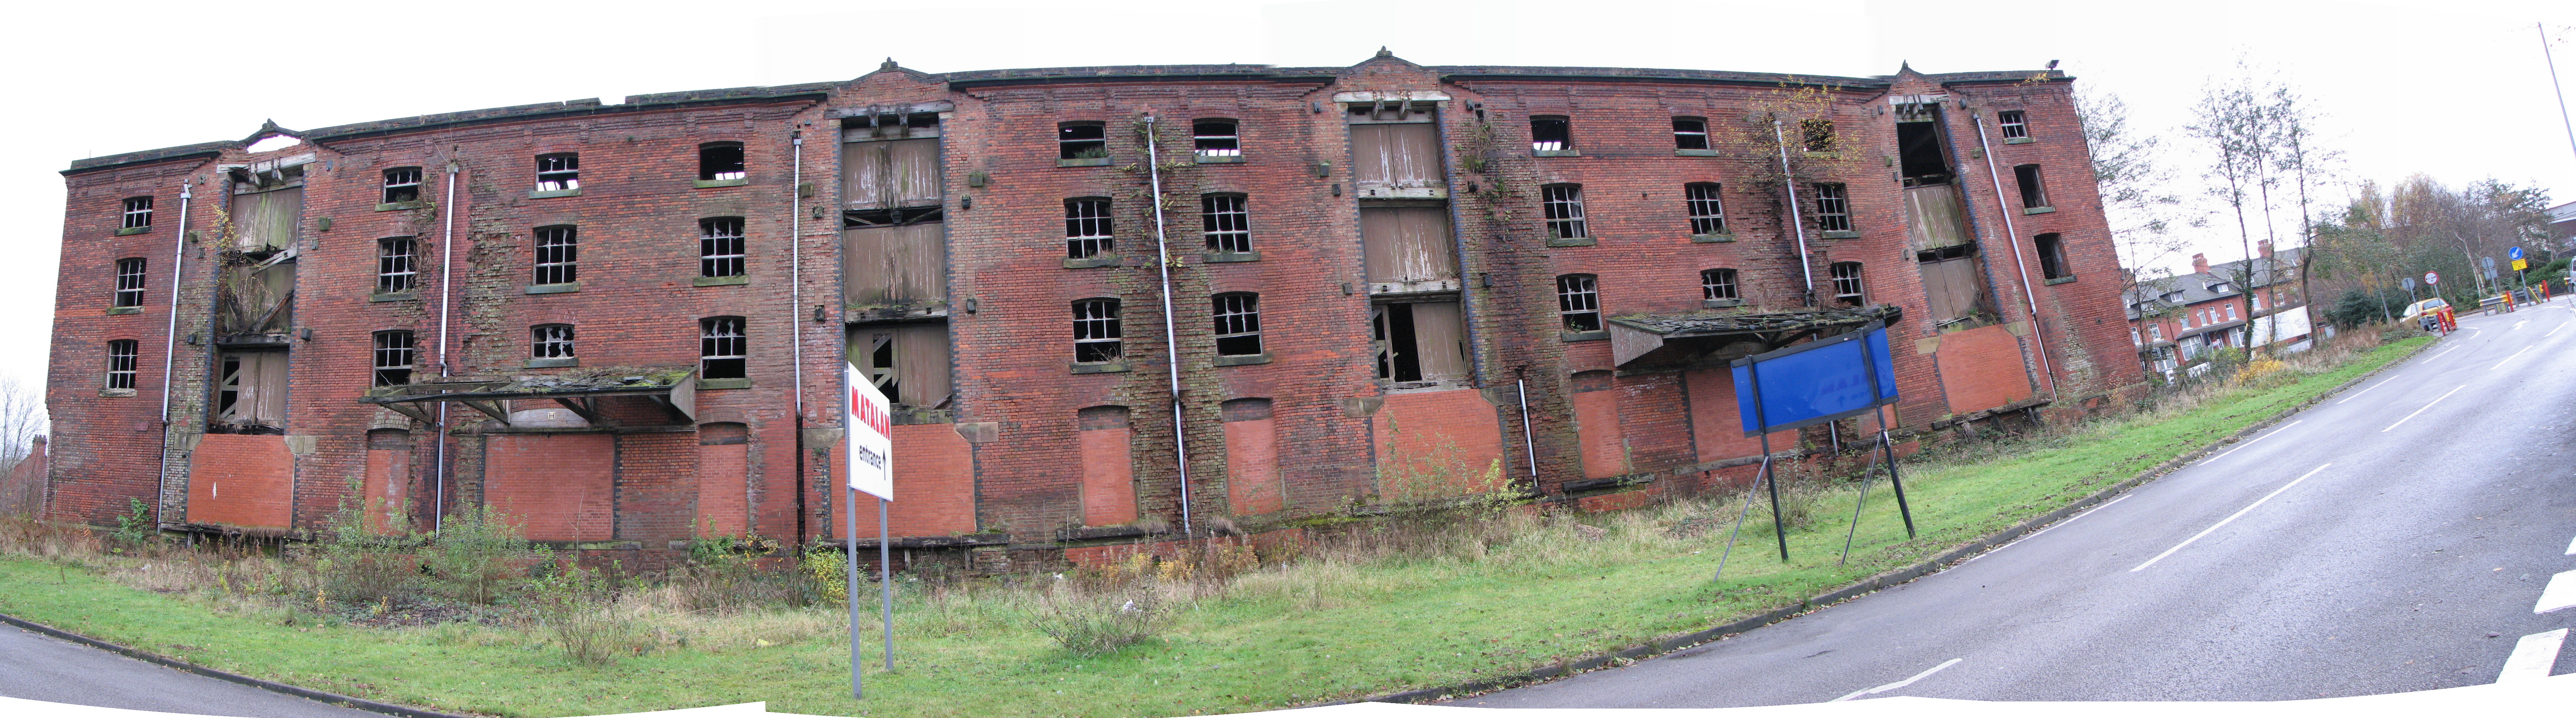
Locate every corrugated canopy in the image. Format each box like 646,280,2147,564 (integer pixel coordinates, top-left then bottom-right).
358,367,698,427
1608,305,1902,367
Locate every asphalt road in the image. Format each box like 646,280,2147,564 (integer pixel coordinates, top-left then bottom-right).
0,625,379,717
1470,298,2576,707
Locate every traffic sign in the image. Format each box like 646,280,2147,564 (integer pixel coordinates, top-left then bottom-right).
2426,271,2440,285
2514,259,2529,271
2509,246,2525,261
2402,276,2417,291
2483,256,2498,270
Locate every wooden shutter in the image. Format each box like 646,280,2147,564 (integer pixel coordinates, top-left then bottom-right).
893,324,950,409
842,223,947,307
1407,301,1469,380
1359,207,1456,285
845,138,940,209
1903,185,1971,252
1352,124,1440,187
230,187,302,250
1917,256,1989,324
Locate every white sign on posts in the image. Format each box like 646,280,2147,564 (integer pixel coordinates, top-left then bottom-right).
845,362,893,500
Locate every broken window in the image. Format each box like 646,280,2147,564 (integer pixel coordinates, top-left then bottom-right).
1059,122,1107,159
1812,183,1851,232
1359,206,1457,291
106,340,137,390
699,142,746,181
1542,184,1587,240
1065,198,1113,259
2014,164,2050,208
373,330,415,387
535,153,579,192
532,324,574,359
1800,119,1836,152
701,217,745,277
114,258,146,307
382,168,421,204
700,317,746,379
1202,194,1250,253
1896,106,1953,186
1530,116,1571,152
1672,117,1710,150
1212,293,1261,356
1556,274,1601,331
377,237,416,293
1193,119,1240,158
1830,262,1865,306
213,351,286,432
215,259,295,336
1372,302,1468,382
1701,268,1738,300
122,196,153,229
852,325,951,408
1685,183,1726,235
1998,110,2028,140
533,226,578,285
1073,299,1122,363
2035,233,2069,280
1916,243,1995,328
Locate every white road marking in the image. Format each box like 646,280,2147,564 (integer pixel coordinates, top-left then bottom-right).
2512,320,2529,331
1965,495,2133,564
2383,385,2466,432
2498,629,2568,682
2336,378,2401,404
2421,346,2463,364
2493,345,2534,370
1830,658,1963,702
2537,570,2576,614
2207,421,2301,463
2565,534,2576,555
2549,321,2569,338
2131,463,2330,572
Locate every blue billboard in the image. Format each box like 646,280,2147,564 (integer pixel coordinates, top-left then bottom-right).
1731,323,1898,436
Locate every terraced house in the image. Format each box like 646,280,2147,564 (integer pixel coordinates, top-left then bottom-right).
42,52,2143,570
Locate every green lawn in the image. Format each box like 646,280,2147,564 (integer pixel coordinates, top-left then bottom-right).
0,338,2429,718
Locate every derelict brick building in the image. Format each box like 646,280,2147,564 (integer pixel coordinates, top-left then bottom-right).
43,52,2143,567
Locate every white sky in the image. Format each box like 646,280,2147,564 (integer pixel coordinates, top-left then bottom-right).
7,0,2573,393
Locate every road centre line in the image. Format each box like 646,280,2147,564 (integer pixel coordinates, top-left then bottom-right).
2336,377,2401,404
2538,570,2576,614
2207,421,2302,463
1965,495,2133,564
2551,322,2570,338
2421,346,2463,364
2382,385,2466,432
2499,629,2568,682
1830,658,1963,702
2492,346,2534,370
2131,463,2330,573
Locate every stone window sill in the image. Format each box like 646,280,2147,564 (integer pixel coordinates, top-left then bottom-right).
1702,298,1744,308
1821,230,1861,240
1561,330,1608,342
525,357,579,368
1531,149,1581,158
370,292,416,302
1202,250,1260,263
1194,155,1244,164
1545,236,1596,247
694,275,749,287
1674,148,1719,157
2023,206,2057,215
1058,157,1113,168
100,388,137,398
1070,361,1130,374
2043,276,2078,286
115,227,151,236
1063,255,1122,269
1212,352,1272,367
525,282,581,295
1690,233,1735,243
1804,151,1842,159
105,306,142,315
529,189,582,199
376,201,430,212
697,378,753,390
2005,137,2036,145
693,178,750,189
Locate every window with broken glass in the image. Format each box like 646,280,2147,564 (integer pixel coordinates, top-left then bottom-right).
383,167,422,203
1672,117,1710,150
1212,293,1261,356
106,340,137,390
1073,299,1122,363
701,217,745,277
373,330,415,387
1065,198,1113,259
1701,268,1738,300
699,143,746,181
2035,233,2069,280
533,226,578,284
1059,122,1107,159
114,257,146,307
532,324,575,359
1830,262,1865,306
1997,110,2028,140
1202,194,1250,253
1542,184,1587,239
1530,116,1571,152
1812,183,1852,232
1800,119,1836,152
535,153,579,192
1556,274,1601,332
377,237,416,293
1685,183,1726,235
700,317,746,379
2013,164,2050,208
1193,119,1240,158
121,196,153,229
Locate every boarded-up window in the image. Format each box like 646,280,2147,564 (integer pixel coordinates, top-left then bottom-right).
842,138,941,209
1916,243,1994,328
1359,206,1455,290
1076,405,1135,525
852,324,951,409
217,261,295,336
214,350,288,432
230,187,302,251
1373,301,1469,382
1351,123,1441,188
1221,398,1283,516
843,223,946,307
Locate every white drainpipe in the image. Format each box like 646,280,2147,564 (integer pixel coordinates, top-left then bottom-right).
154,181,192,526
1142,113,1192,536
432,162,459,534
1972,114,2059,398
1771,119,1817,305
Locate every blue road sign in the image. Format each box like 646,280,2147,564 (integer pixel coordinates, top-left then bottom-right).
2510,246,2524,261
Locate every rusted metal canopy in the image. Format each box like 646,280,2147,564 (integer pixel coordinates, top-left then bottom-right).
358,367,697,426
1608,305,1902,368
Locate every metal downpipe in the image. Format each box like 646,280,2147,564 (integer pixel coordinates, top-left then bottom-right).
154,181,192,526
1142,113,1192,536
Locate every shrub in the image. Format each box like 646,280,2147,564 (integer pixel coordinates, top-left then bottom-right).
1027,589,1166,657
316,497,420,608
422,507,548,605
530,562,643,666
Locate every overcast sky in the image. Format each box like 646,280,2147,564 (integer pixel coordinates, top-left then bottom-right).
7,0,2572,396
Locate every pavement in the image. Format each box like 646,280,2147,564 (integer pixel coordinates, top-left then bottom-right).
1469,297,2576,707
0,624,378,717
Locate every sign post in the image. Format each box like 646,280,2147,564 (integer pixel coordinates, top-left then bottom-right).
844,363,896,699
1714,323,1909,578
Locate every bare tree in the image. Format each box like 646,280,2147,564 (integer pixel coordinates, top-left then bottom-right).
2269,84,2339,345
0,375,46,516
2077,91,2193,329
2185,70,2271,351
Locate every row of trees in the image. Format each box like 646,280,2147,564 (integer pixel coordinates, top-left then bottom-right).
2309,176,2558,325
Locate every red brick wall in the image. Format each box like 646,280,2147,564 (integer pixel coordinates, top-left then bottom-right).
1374,389,1507,497
1937,323,2038,414
1570,388,1627,480
832,424,976,537
697,442,749,537
1684,368,1796,463
1079,424,1137,526
360,447,410,534
187,435,292,529
485,434,614,542
1222,417,1282,516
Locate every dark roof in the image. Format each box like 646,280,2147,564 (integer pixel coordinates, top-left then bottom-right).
62,140,234,175
1610,305,1898,336
2124,248,2306,318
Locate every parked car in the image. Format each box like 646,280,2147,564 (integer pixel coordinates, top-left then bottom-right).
2400,298,2449,321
